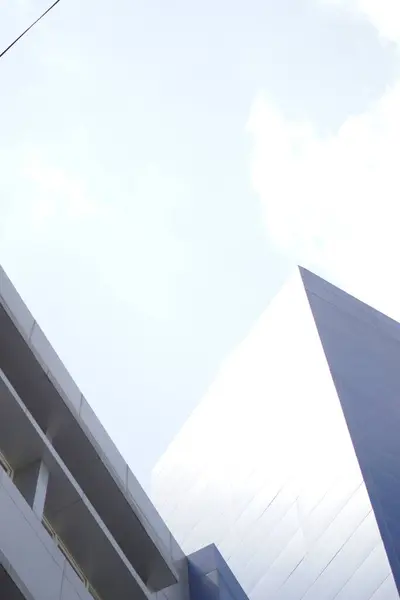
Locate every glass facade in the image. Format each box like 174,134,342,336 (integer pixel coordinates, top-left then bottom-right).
153,269,400,600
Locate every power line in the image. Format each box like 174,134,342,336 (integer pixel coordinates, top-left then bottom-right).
0,0,62,61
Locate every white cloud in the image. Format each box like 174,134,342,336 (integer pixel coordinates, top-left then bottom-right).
247,81,400,319
246,0,400,318
320,0,400,45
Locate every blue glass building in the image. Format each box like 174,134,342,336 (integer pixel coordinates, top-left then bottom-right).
153,268,400,600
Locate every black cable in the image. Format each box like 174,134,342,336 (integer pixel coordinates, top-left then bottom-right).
0,0,62,60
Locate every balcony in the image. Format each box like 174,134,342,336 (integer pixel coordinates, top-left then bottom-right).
0,368,151,600
0,274,179,592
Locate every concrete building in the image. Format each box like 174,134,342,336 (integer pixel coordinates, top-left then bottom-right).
0,264,248,600
153,268,400,600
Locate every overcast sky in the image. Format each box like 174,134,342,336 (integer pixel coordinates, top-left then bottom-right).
1,0,399,488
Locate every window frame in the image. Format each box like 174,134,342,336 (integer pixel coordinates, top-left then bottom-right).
42,517,102,600
0,450,13,478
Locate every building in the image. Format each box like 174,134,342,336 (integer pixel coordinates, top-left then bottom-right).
0,264,248,600
153,267,400,600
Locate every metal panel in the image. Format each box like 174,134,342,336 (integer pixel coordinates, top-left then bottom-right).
153,270,397,600
303,269,400,593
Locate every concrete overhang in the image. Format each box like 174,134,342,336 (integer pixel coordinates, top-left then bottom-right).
0,266,180,591
0,368,152,600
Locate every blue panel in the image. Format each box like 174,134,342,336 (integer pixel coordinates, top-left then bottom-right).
188,545,220,575
188,545,249,600
303,270,400,593
188,565,220,600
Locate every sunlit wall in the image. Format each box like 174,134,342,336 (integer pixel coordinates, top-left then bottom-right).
152,269,398,600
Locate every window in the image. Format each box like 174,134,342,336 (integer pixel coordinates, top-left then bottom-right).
42,517,102,600
0,450,13,478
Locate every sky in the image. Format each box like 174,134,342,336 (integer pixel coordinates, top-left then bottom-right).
1,0,400,488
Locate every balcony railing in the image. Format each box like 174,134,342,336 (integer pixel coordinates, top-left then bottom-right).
42,517,102,600
0,449,13,479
